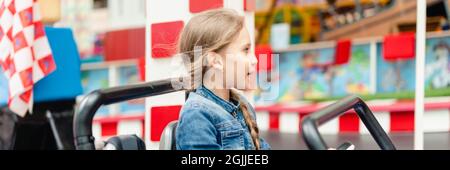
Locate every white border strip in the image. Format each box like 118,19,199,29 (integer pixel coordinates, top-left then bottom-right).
414,0,426,150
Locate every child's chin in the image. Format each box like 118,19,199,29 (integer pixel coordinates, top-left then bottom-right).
246,76,257,90
233,83,256,91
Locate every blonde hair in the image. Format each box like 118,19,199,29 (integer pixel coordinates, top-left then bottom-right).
179,9,261,150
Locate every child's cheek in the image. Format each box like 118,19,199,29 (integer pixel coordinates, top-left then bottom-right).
246,71,257,90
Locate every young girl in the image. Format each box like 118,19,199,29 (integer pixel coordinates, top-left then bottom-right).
175,9,271,150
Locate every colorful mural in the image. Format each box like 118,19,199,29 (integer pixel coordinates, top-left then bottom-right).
258,34,450,103
118,66,145,114
81,69,109,116
425,37,450,90
273,44,371,102
376,43,416,93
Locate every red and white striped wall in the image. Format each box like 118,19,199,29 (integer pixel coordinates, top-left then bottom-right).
92,97,450,146
144,0,255,149
254,97,450,134
92,114,145,141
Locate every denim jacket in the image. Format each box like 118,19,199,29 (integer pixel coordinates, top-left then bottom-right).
176,86,271,150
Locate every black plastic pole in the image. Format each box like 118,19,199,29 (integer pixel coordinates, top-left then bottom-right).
74,78,183,150
301,95,396,150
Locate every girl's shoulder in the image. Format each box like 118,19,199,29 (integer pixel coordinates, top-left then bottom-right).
179,92,230,123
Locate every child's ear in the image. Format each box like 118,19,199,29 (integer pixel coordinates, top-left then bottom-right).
206,52,223,70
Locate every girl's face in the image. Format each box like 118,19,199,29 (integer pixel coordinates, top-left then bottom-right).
216,27,258,90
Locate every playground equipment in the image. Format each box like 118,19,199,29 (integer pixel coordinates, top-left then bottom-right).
73,78,396,150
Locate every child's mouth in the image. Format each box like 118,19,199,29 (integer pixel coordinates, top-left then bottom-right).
247,69,255,76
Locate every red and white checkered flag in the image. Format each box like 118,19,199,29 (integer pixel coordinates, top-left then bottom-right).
0,0,56,116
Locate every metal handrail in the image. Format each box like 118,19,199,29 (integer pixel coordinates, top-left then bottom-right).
73,78,184,150
301,95,396,150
